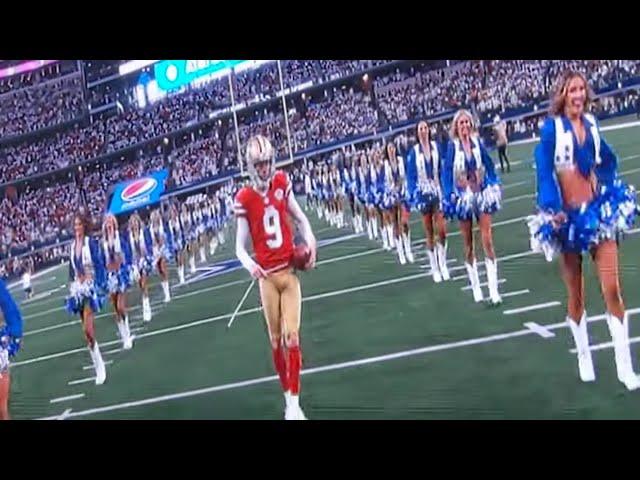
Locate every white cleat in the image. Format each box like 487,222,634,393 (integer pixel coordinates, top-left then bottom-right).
122,332,133,350
95,365,106,386
285,405,307,420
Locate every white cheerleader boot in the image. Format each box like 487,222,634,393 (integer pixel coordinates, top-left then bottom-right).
142,296,152,323
436,242,450,280
396,236,407,265
465,261,483,302
567,313,596,382
162,280,171,303
402,233,414,263
90,342,107,385
606,312,640,391
485,258,502,305
427,249,442,283
178,265,186,285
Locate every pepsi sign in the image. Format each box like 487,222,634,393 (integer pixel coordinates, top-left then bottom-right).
108,169,169,215
121,178,158,202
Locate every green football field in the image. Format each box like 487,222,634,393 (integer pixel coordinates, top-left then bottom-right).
7,118,640,420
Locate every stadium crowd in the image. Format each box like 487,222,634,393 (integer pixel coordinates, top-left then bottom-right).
2,59,640,273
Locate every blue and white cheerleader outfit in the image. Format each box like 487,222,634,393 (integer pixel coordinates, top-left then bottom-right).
0,279,23,375
381,158,404,210
168,216,185,255
103,232,131,295
150,221,172,264
527,114,637,262
405,141,444,214
128,228,153,281
65,235,107,316
442,136,502,221
181,210,196,245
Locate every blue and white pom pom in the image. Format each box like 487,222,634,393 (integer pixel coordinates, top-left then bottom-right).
65,281,105,315
480,183,502,215
442,195,458,219
594,180,638,240
526,211,560,262
381,190,397,210
138,256,153,277
106,265,131,294
562,202,600,252
0,326,21,359
455,188,477,221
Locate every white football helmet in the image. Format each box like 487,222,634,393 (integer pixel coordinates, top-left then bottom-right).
245,135,275,190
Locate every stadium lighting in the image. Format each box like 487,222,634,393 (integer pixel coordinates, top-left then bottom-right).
119,60,159,76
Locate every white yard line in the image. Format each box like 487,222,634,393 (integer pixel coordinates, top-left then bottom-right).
39,306,640,419
524,322,556,338
14,249,540,368
50,393,85,404
503,301,561,316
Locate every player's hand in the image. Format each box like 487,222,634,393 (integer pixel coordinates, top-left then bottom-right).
250,264,267,280
305,242,317,270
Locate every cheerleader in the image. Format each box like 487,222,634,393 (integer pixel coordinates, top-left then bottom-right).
207,195,222,257
0,279,23,420
358,153,377,241
384,142,414,264
321,164,334,225
442,110,502,304
192,202,207,263
304,164,314,212
220,188,231,245
65,213,107,385
330,162,345,228
128,212,153,323
313,165,324,220
167,204,186,285
101,214,133,350
371,149,388,249
406,121,449,283
342,156,363,233
181,203,197,274
527,70,640,389
149,209,172,303
200,198,214,258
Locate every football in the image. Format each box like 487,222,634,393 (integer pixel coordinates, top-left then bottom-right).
291,243,312,271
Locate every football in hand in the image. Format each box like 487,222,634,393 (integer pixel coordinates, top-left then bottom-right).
291,243,312,270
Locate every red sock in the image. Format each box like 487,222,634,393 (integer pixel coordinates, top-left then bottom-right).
272,344,289,392
288,345,302,395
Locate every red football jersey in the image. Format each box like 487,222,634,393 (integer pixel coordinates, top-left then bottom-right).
234,171,294,272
